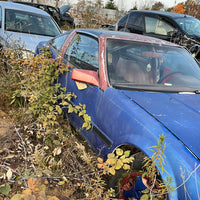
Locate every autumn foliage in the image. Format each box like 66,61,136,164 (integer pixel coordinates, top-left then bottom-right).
171,3,186,14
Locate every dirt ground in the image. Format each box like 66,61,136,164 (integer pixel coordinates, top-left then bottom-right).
0,110,13,137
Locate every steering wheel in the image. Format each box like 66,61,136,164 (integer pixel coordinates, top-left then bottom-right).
158,70,182,84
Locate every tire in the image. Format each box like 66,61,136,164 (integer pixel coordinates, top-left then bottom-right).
109,152,167,200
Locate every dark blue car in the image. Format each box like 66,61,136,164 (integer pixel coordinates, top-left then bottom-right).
36,29,200,199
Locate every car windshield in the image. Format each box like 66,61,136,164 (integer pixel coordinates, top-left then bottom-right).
175,17,200,35
5,9,61,36
106,38,200,92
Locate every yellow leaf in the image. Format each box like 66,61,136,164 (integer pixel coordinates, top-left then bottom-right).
68,104,74,113
58,181,65,186
109,167,116,175
107,153,115,159
116,148,123,156
23,60,29,65
6,169,12,180
97,157,103,164
22,189,32,195
47,197,59,200
43,122,47,128
123,164,130,170
10,194,23,200
49,106,54,112
75,81,87,90
107,158,116,165
115,159,123,170
97,163,103,169
124,150,131,157
39,190,46,198
28,177,35,190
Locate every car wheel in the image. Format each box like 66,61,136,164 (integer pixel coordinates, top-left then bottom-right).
109,151,167,199
119,28,130,32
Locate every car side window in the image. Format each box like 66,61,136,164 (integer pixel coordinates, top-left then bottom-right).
49,33,69,51
133,15,144,31
0,6,1,28
145,16,175,36
65,34,99,70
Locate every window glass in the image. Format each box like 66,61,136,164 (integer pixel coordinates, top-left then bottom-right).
106,38,200,92
175,17,200,35
0,6,1,28
133,15,144,31
65,34,99,70
119,15,128,25
49,33,69,51
48,7,59,15
145,16,175,35
5,9,61,36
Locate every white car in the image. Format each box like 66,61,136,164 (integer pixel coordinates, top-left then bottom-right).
0,1,62,54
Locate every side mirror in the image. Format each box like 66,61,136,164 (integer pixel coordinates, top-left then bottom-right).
71,68,99,87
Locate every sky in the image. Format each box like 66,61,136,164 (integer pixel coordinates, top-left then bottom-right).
67,0,187,11
115,0,187,10
103,0,187,11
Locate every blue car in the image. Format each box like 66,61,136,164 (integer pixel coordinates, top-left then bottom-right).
0,1,62,55
36,29,200,199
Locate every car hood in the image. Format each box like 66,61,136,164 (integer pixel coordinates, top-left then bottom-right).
122,90,200,159
59,5,71,15
4,31,53,53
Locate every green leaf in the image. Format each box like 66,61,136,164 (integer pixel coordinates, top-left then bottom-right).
123,164,130,170
10,194,22,200
116,148,123,156
49,106,54,112
53,140,61,146
56,105,62,115
0,183,10,196
68,104,74,113
140,194,149,200
124,150,131,157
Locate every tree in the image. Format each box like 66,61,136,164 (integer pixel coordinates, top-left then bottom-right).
55,0,59,9
130,5,138,10
151,1,164,10
105,0,117,10
184,0,200,19
171,3,186,14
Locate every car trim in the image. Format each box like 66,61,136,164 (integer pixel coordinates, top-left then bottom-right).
92,125,112,148
68,99,112,147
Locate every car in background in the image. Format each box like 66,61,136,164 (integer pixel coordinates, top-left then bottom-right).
14,1,75,28
35,28,200,199
0,1,62,55
115,10,200,51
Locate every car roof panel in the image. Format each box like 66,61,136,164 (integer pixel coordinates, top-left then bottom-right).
129,10,194,19
76,29,180,47
0,1,50,16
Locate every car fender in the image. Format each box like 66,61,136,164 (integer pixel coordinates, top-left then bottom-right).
95,87,200,199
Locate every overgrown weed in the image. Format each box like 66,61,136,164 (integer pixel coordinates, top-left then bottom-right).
0,48,114,199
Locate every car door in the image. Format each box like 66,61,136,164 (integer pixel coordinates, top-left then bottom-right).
143,15,177,41
60,33,111,153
